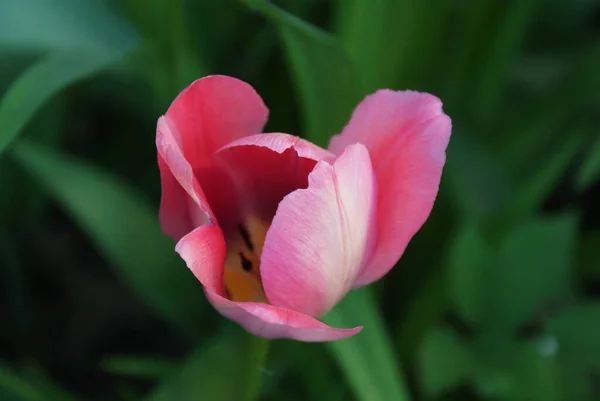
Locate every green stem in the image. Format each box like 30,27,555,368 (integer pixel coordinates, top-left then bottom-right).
242,335,270,401
325,288,412,401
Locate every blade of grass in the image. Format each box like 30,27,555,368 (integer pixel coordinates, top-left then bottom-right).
0,0,136,53
335,0,450,91
510,125,586,218
325,288,412,401
576,132,600,191
242,0,363,146
145,328,265,401
471,0,542,127
10,140,205,338
503,39,600,169
0,365,81,401
100,356,179,379
0,49,133,154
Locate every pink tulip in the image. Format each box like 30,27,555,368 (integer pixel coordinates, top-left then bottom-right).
156,75,451,342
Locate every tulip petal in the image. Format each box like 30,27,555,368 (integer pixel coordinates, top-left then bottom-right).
212,133,334,221
175,223,227,293
157,75,268,240
328,90,451,287
260,144,376,318
176,225,361,342
219,132,335,163
164,75,269,164
206,291,362,342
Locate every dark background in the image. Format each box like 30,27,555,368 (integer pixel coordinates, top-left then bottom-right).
1,0,599,400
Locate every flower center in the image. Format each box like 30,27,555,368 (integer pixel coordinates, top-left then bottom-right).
223,215,270,302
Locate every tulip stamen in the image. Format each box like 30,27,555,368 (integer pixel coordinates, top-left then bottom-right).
222,216,270,302
239,252,253,272
238,223,255,251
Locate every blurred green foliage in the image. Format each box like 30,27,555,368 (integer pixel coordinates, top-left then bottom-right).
1,0,599,400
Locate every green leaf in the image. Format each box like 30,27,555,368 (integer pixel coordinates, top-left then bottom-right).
506,341,561,401
471,340,562,401
0,49,133,154
418,328,476,397
145,328,251,401
448,221,493,325
100,356,178,379
490,214,578,328
546,303,600,366
576,133,600,191
0,365,81,401
0,0,136,53
10,140,205,337
445,130,515,220
502,40,600,172
0,366,38,401
471,0,542,126
325,288,412,401
511,127,586,217
0,0,136,153
243,0,364,146
579,231,600,279
335,0,449,91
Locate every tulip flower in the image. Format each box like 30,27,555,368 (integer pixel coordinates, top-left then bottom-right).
156,75,451,341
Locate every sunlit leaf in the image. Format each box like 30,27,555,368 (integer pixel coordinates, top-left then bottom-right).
10,140,205,337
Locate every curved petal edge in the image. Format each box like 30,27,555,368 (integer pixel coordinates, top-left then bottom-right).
206,290,362,342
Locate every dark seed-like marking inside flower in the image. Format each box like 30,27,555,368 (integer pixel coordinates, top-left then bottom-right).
239,252,253,272
224,285,232,299
237,223,254,251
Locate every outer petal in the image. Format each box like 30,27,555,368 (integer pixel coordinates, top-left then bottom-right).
328,90,451,287
164,75,268,164
175,225,360,342
157,75,268,240
260,144,377,318
206,291,361,341
157,120,214,240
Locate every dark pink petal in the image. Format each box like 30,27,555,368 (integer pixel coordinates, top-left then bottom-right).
157,75,268,240
260,144,377,317
157,120,214,240
176,225,361,342
328,90,451,287
219,133,334,163
164,75,268,165
212,133,334,223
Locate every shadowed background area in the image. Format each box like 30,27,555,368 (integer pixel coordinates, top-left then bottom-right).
1,0,599,400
